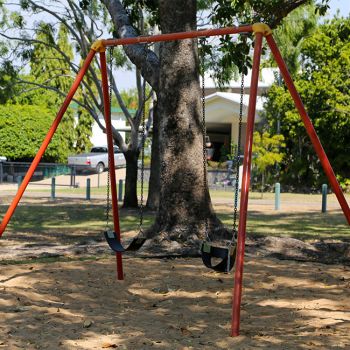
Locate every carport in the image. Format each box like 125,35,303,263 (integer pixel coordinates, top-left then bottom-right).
205,92,264,161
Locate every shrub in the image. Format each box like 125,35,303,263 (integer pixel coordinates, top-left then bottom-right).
0,104,69,162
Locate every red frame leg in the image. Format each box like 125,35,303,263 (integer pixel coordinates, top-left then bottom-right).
100,51,124,280
231,32,264,337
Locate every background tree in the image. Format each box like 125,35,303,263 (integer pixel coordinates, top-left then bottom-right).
102,0,228,250
252,131,285,197
30,23,75,161
263,16,350,191
0,105,68,161
264,3,318,76
0,0,152,207
74,107,93,153
199,0,329,85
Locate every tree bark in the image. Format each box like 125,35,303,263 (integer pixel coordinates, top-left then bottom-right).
146,99,160,210
123,149,139,207
101,0,160,90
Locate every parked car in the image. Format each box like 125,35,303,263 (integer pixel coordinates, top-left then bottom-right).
68,146,126,173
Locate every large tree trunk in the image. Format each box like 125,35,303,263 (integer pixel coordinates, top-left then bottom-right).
102,0,230,254
122,149,139,208
144,0,229,253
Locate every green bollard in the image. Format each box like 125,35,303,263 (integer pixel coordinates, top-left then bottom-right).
118,180,124,202
0,162,3,184
86,178,91,200
17,176,22,189
322,184,327,213
275,182,281,210
51,177,56,199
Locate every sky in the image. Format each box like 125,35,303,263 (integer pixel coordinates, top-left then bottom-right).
328,0,350,17
116,0,350,91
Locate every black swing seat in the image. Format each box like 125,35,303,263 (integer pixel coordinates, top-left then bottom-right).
201,241,236,273
104,230,147,253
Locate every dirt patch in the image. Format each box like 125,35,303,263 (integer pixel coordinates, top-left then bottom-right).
0,256,349,349
248,236,350,265
2,225,350,266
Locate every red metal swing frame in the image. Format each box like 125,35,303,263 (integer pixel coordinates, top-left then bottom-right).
0,23,349,337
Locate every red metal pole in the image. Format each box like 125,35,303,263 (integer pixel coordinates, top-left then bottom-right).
100,25,253,47
0,49,96,236
99,51,124,281
231,32,264,337
266,34,350,225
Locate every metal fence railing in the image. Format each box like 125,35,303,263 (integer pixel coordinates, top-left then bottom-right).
0,161,71,184
138,166,242,190
0,160,241,191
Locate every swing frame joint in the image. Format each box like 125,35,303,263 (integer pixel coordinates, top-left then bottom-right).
252,23,272,36
91,40,106,52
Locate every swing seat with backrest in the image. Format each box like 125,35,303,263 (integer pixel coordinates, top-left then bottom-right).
201,241,236,272
103,45,149,255
199,38,245,273
104,230,147,253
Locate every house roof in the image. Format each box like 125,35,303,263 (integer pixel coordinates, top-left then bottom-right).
203,67,277,89
70,102,136,114
205,92,265,124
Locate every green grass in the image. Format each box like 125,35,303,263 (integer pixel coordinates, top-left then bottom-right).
220,211,349,241
24,183,350,205
2,181,350,242
25,183,147,196
0,193,348,242
0,202,153,235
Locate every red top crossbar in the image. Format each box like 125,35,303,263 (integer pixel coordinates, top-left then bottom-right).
93,25,253,49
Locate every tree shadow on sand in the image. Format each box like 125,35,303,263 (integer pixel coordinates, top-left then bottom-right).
0,255,349,349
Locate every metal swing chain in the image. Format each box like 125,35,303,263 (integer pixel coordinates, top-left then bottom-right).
105,46,114,230
200,38,210,242
232,58,245,240
139,44,148,232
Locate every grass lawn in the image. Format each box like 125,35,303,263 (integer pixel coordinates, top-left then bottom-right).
0,193,348,242
24,182,350,203
219,210,349,241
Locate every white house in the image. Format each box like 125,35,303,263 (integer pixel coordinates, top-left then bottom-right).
90,106,131,146
203,68,276,160
78,68,275,155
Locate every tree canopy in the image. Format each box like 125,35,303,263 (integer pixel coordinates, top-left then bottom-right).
0,0,153,206
264,16,350,190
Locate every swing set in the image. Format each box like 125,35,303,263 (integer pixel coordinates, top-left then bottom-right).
0,23,349,337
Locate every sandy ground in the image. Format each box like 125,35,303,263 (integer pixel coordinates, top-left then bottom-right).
0,188,349,349
1,255,350,350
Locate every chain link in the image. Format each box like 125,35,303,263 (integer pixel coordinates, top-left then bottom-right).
232,59,245,240
139,44,148,232
105,46,114,230
200,38,210,241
